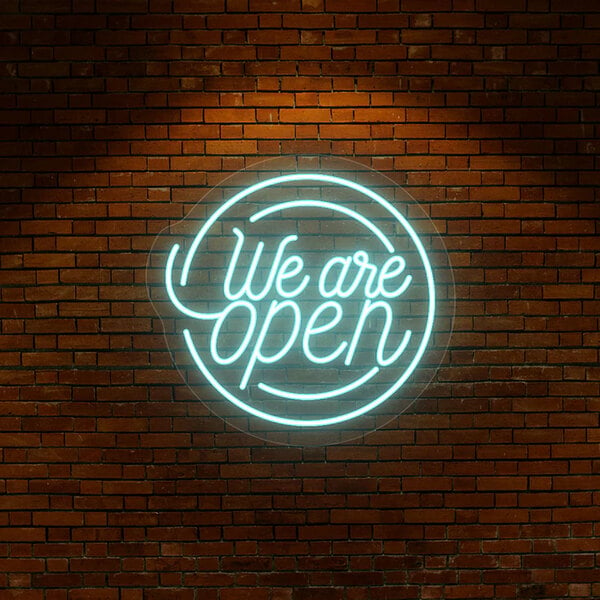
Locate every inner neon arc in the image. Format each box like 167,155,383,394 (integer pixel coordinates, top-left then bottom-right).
165,173,436,428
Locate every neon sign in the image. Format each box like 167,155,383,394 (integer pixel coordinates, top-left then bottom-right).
161,171,438,431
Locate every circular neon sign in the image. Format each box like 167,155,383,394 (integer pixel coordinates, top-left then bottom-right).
149,157,453,444
164,173,435,428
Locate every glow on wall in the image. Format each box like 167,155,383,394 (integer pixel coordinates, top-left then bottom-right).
149,158,452,444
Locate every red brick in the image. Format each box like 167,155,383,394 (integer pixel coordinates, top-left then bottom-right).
0,528,46,542
69,591,119,600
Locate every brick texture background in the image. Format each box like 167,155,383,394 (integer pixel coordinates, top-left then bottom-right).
1,0,600,598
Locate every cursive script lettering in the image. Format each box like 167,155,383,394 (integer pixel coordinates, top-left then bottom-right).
167,228,413,390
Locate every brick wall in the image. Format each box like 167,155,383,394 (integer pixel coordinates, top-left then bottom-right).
1,0,599,598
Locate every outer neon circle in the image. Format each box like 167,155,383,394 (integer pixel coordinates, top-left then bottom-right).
168,174,436,428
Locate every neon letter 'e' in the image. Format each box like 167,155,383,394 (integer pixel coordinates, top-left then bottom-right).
302,301,348,364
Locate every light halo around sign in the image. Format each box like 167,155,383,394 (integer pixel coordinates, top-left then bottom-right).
165,173,436,428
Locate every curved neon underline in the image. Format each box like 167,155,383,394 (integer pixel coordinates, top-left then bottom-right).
250,200,394,254
184,329,377,427
257,366,379,401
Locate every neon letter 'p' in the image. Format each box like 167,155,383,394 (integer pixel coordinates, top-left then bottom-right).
239,300,301,390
